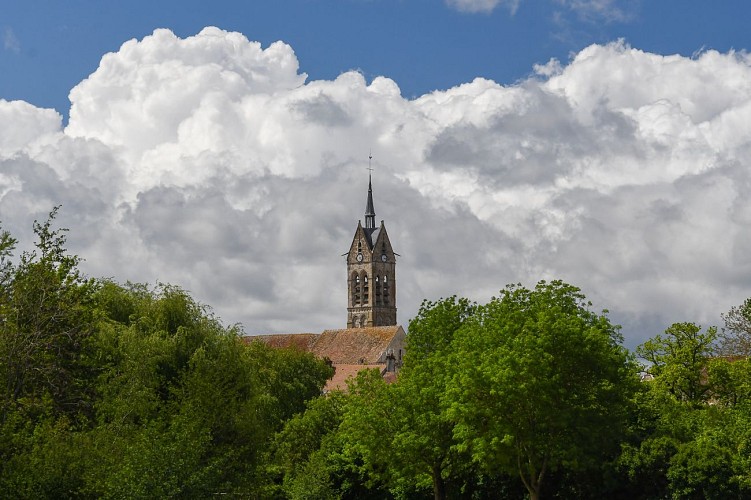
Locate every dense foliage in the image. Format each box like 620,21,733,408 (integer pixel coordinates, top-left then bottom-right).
0,211,333,498
2,211,751,498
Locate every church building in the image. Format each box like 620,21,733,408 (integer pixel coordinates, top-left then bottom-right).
249,169,406,391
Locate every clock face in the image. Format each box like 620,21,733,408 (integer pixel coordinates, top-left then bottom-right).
381,254,387,262
356,253,363,262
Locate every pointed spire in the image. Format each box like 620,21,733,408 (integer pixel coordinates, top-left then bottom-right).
365,153,376,229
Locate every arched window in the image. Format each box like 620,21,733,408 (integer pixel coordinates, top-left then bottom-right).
354,274,361,305
383,275,389,306
363,273,369,303
375,276,382,306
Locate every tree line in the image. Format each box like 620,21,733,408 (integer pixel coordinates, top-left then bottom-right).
1,210,750,499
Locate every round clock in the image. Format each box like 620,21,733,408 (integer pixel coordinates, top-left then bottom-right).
356,253,363,262
381,254,387,262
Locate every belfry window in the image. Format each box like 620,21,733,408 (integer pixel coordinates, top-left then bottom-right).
363,274,369,302
375,276,382,306
354,274,361,305
383,275,389,306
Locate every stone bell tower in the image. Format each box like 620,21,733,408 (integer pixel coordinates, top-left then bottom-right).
345,171,397,328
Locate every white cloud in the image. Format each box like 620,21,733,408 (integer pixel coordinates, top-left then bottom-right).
3,27,20,53
0,100,61,154
445,0,520,14
2,30,751,348
554,0,636,23
445,0,636,21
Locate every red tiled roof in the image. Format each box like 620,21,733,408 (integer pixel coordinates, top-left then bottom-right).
314,326,404,364
324,364,382,392
245,333,319,351
245,326,405,392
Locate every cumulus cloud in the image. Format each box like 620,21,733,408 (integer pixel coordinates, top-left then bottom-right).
2,30,751,348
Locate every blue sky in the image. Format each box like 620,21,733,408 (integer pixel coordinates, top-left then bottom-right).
3,1,751,347
4,1,751,119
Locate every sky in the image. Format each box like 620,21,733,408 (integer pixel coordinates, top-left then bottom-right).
2,0,751,349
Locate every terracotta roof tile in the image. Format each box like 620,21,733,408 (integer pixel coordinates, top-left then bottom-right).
244,326,405,392
314,326,404,364
246,333,319,351
324,364,382,392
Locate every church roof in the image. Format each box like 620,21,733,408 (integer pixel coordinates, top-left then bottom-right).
314,326,403,364
246,326,404,365
324,363,399,392
248,333,319,351
325,364,376,391
365,174,375,220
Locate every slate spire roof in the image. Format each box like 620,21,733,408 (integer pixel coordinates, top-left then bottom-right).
365,172,376,229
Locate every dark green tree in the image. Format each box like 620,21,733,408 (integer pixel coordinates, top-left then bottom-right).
624,322,751,499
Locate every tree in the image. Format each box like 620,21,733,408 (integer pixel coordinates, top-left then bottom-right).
272,391,348,499
406,296,476,362
706,357,751,407
720,298,751,356
637,322,717,405
625,323,751,498
331,297,478,500
0,213,338,496
447,280,639,500
88,282,335,497
0,207,98,420
0,221,16,291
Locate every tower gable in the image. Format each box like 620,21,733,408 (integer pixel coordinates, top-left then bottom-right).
371,222,395,264
347,221,374,265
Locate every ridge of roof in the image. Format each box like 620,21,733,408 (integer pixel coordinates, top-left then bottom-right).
247,333,320,350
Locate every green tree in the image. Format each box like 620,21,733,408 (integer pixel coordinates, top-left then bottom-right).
624,322,751,499
392,296,476,500
0,214,338,497
707,357,751,406
447,280,639,500
0,221,16,291
272,391,348,499
331,297,477,500
87,282,335,497
637,322,717,405
0,207,98,420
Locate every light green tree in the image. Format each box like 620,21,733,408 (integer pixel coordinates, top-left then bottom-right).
447,280,639,500
637,322,717,405
333,297,476,500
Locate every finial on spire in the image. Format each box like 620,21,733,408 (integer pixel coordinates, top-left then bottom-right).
365,152,376,229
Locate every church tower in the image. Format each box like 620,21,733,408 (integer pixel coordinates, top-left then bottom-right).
346,172,397,328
